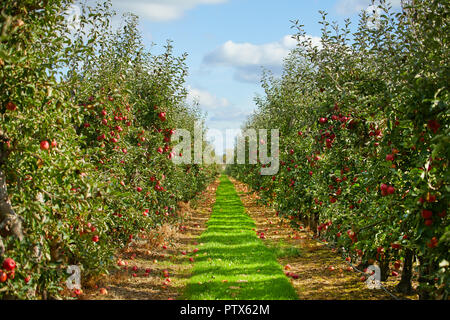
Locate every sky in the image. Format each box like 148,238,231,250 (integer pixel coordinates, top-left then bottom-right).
78,0,402,155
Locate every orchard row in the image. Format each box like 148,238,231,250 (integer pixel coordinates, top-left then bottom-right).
0,1,218,299
227,0,448,300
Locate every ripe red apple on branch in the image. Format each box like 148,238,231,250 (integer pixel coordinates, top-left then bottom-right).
40,140,50,151
6,102,17,111
2,258,16,271
158,112,166,121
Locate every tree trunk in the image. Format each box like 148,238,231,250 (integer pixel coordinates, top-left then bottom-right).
0,170,24,257
417,255,433,300
396,248,414,294
379,258,390,282
309,211,319,236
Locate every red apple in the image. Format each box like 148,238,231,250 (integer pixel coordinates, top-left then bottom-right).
427,120,440,133
391,243,401,250
158,112,166,121
427,237,438,248
2,258,16,271
387,186,395,194
1,270,10,282
40,140,50,151
421,209,433,219
6,102,17,111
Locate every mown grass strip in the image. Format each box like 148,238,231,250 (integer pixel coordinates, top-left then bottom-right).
183,175,298,300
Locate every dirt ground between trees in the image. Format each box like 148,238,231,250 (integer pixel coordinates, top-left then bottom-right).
81,176,418,300
81,179,220,300
229,177,419,300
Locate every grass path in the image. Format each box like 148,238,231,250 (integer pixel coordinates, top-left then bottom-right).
183,175,298,300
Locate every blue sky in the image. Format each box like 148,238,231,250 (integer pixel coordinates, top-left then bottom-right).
82,0,401,155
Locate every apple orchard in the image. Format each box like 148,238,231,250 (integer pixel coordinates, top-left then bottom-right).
226,1,448,300
0,1,218,299
0,0,449,300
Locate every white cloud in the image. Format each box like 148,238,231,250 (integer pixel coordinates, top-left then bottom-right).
204,35,297,68
187,86,230,109
110,0,227,21
335,0,402,15
203,35,321,83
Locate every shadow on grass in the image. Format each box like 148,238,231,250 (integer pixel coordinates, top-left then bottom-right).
183,175,298,300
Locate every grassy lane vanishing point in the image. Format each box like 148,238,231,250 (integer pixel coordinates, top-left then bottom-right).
183,175,298,300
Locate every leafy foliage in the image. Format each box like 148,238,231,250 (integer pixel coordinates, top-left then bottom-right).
0,0,217,299
228,0,449,300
